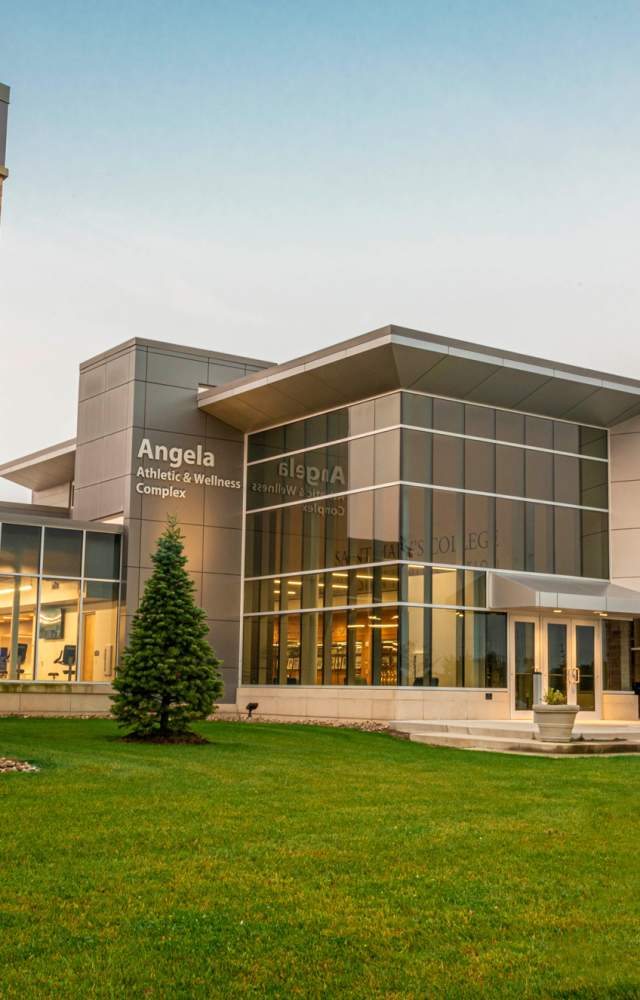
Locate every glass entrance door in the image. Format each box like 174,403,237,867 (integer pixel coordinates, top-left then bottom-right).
543,618,599,717
510,616,601,717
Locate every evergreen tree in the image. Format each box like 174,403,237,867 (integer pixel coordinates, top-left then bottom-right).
111,516,223,738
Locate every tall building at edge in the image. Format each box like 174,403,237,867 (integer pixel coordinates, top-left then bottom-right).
1,326,640,722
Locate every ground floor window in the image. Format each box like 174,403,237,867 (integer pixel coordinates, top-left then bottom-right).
242,606,507,688
603,619,640,691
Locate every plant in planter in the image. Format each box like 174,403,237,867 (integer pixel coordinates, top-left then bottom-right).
533,687,580,743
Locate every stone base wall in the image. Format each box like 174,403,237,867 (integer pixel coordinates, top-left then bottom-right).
0,683,238,718
602,692,639,721
236,686,511,722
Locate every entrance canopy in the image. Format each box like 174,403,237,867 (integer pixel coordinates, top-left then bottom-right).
198,324,640,431
487,571,640,615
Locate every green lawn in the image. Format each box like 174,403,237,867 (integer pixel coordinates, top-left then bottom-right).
1,720,639,999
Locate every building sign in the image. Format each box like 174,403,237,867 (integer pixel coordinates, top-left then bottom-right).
135,438,242,498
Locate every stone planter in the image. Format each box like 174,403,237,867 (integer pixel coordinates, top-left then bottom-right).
533,704,580,743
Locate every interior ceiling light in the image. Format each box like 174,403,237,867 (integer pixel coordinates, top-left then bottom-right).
553,609,563,614
0,584,32,596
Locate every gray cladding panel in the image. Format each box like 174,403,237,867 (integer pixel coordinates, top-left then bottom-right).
145,382,207,436
202,573,241,621
106,350,135,389
147,351,209,390
79,365,106,402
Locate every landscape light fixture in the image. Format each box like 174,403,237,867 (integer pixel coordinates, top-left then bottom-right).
246,701,259,719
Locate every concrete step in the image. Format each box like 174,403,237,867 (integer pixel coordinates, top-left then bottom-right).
407,731,640,755
390,720,537,740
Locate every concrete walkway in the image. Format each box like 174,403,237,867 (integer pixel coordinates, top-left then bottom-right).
388,718,640,756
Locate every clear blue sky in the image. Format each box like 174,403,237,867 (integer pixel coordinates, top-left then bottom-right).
1,1,639,499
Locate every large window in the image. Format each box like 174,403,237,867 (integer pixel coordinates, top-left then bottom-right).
244,393,609,689
603,620,640,691
243,605,506,689
0,522,122,683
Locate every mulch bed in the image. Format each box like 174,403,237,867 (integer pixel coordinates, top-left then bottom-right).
0,757,39,773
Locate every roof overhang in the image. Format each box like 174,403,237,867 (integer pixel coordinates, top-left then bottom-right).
198,325,640,431
488,571,640,615
0,439,76,491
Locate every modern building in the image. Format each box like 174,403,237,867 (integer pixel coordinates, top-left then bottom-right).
1,325,640,722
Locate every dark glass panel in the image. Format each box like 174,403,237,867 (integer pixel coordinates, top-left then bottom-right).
85,532,121,579
432,490,463,565
463,570,486,607
374,429,400,484
348,491,374,565
553,455,580,505
547,622,567,698
0,523,41,576
401,429,432,484
525,503,554,574
285,421,305,455
464,494,494,567
496,444,524,497
465,439,495,493
433,398,464,434
486,613,508,687
281,614,301,684
301,574,323,610
400,486,431,562
432,434,464,488
554,507,581,577
603,619,639,691
328,609,348,685
580,459,608,509
495,499,525,571
245,508,283,578
324,495,348,568
525,450,553,501
581,510,609,578
375,393,401,429
349,400,375,436
302,503,327,571
247,426,285,462
525,415,553,449
300,611,320,684
304,413,328,448
553,421,580,454
374,486,399,561
580,426,608,459
43,528,83,578
281,505,303,574
402,392,432,428
575,625,595,710
495,409,524,444
242,616,280,684
327,407,349,443
514,620,535,709
376,605,399,685
465,404,495,440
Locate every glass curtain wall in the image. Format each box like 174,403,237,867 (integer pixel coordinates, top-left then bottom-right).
244,391,609,688
0,523,122,682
